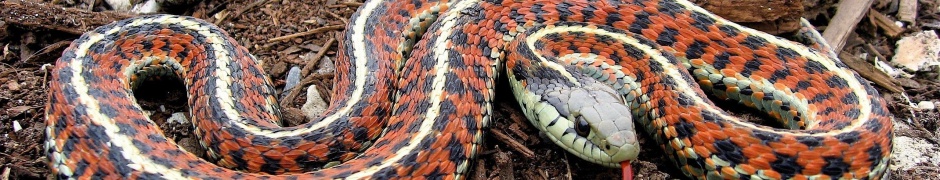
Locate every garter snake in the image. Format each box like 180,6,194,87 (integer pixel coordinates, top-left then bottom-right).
46,0,894,179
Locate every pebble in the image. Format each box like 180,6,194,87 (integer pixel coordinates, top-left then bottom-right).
301,85,329,120
316,57,335,74
893,31,940,74
167,112,190,124
282,66,302,98
12,120,21,132
915,101,936,111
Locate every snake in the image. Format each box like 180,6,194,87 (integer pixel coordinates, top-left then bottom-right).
45,0,895,179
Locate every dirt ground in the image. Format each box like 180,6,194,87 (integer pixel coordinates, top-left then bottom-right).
1,0,938,179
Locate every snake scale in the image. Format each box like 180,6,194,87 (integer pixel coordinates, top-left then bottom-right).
45,0,894,179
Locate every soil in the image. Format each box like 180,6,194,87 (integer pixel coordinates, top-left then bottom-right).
1,0,938,179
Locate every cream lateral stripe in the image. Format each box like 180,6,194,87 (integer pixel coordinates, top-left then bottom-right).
68,18,185,178
673,0,873,130
528,25,863,136
347,0,469,177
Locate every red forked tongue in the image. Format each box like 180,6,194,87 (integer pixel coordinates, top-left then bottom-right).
621,161,634,180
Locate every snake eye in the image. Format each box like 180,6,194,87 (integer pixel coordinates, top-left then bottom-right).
575,116,590,137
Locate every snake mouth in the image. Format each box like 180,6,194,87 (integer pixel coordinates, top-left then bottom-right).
543,115,640,167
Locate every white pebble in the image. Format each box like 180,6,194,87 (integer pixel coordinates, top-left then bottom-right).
13,120,22,132
916,101,936,110
167,112,190,124
893,31,940,73
301,85,329,120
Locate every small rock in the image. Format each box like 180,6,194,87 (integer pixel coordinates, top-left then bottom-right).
105,0,135,11
282,66,303,97
916,101,936,111
131,0,161,13
167,112,190,124
12,120,22,132
5,80,19,91
892,31,940,73
316,57,335,74
301,85,329,120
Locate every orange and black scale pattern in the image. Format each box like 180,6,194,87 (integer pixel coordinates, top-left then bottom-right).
501,0,893,179
45,0,892,179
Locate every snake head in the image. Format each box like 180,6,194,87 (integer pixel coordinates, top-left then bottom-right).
510,70,640,167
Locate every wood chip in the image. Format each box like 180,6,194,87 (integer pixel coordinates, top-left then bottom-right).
341,1,363,7
897,0,917,23
868,8,905,38
489,129,535,159
838,51,903,93
495,151,515,180
822,0,874,52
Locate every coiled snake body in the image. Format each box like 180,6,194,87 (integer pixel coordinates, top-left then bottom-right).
46,0,894,179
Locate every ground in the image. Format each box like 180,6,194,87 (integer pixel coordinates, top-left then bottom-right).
1,0,938,179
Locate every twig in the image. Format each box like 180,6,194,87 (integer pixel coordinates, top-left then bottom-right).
341,1,364,7
24,40,72,63
867,8,904,38
280,73,334,108
326,11,349,25
862,43,888,63
301,38,336,78
267,25,344,42
836,51,903,93
489,129,535,158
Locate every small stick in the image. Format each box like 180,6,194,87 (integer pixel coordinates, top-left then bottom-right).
281,73,334,108
326,11,349,25
24,40,72,63
268,25,344,42
301,38,336,77
489,129,535,158
341,1,364,7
